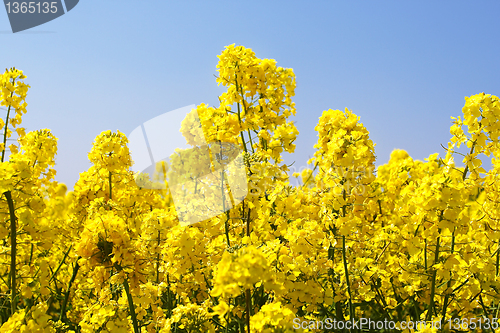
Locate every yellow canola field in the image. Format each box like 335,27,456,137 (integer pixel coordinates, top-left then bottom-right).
1,46,500,333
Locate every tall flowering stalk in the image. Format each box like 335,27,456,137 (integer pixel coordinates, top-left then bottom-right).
1,68,28,317
1,68,60,331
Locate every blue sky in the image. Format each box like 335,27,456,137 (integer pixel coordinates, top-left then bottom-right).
1,1,499,189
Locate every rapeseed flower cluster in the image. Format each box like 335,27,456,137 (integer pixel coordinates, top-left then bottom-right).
1,50,500,333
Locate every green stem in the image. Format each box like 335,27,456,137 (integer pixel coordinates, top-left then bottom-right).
247,129,255,154
109,171,112,200
236,103,248,155
329,240,344,320
246,208,251,237
440,230,455,327
29,243,34,266
424,239,428,270
225,299,230,333
123,278,140,333
156,230,161,284
166,274,173,318
301,161,319,189
462,142,476,181
5,191,17,316
225,211,231,248
220,151,231,248
60,257,80,322
369,277,392,320
49,245,72,284
233,73,250,156
478,294,495,333
342,235,354,320
412,297,421,322
426,236,440,322
1,82,15,163
245,289,251,333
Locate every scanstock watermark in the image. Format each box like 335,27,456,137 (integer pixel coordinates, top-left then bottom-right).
293,317,500,331
293,317,443,331
128,105,248,227
3,0,79,33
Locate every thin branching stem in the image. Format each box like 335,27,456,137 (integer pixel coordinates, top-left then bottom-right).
123,278,140,333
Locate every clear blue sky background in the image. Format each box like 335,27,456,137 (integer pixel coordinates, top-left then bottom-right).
1,1,499,189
